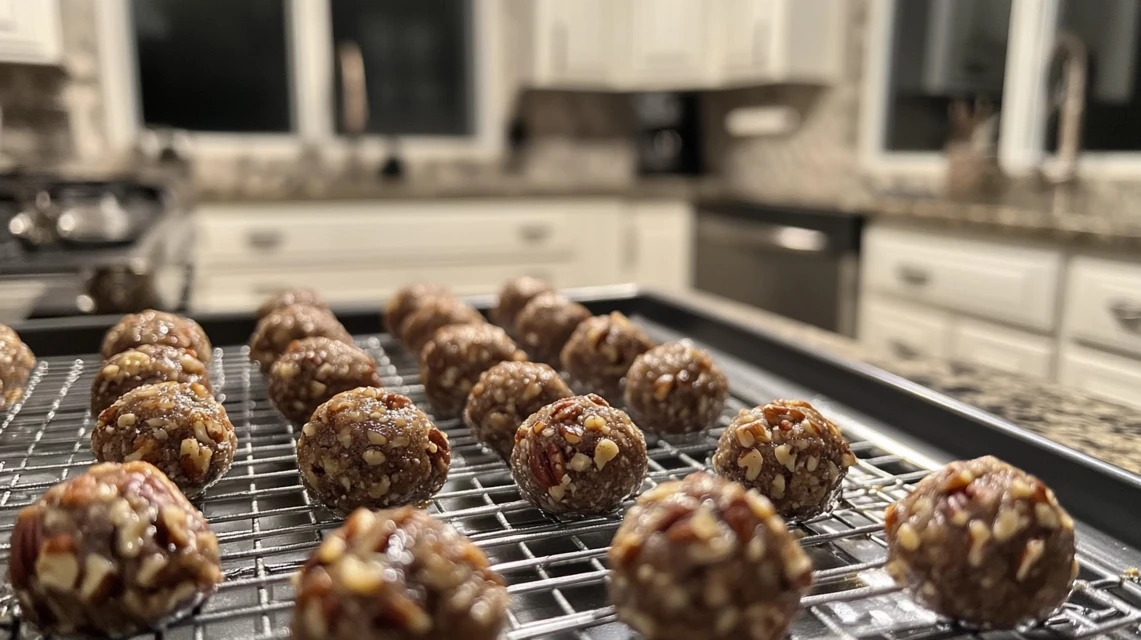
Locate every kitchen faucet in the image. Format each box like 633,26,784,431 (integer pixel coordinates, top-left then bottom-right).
1038,31,1087,188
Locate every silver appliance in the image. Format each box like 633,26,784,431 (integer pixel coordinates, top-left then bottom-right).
694,202,863,336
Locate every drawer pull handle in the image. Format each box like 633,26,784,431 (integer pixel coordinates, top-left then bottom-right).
247,229,283,250
1109,299,1141,333
897,264,930,286
888,340,920,359
519,224,551,243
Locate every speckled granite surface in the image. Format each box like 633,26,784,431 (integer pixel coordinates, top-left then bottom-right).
658,289,1141,476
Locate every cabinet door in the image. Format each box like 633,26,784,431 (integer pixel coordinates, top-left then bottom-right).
539,0,616,85
720,0,774,80
1059,345,1141,410
625,201,694,290
950,318,1054,380
628,0,711,85
0,0,61,64
859,296,952,360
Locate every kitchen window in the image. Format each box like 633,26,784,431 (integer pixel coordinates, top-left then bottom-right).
98,0,501,159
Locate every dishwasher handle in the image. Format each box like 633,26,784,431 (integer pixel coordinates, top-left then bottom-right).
696,214,832,254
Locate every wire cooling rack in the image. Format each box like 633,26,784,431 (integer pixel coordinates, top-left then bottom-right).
0,322,1140,640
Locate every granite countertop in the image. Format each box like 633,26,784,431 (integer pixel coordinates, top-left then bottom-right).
659,288,1141,476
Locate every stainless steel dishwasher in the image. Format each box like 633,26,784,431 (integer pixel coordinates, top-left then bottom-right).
694,201,863,336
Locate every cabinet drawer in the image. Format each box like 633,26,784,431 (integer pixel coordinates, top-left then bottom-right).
950,318,1054,380
1064,256,1141,357
863,226,1062,331
1059,345,1141,409
859,296,951,360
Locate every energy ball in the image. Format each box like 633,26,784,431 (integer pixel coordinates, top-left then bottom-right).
510,394,647,514
93,382,237,497
8,461,223,637
608,472,813,640
383,283,454,341
268,337,382,425
0,323,35,410
463,361,573,459
257,287,328,320
884,456,1078,628
101,310,212,363
625,342,729,437
560,312,654,399
516,292,591,366
297,388,450,514
400,296,485,356
292,507,508,640
248,304,353,373
419,324,526,418
90,345,211,415
712,399,855,520
491,276,554,334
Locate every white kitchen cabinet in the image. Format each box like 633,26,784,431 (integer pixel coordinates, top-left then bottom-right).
1063,256,1141,358
717,0,842,84
624,200,693,291
950,318,1054,380
859,295,953,360
528,0,618,88
626,0,713,87
0,0,61,65
1059,345,1141,410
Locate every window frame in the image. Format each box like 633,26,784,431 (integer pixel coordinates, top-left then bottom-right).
98,0,504,162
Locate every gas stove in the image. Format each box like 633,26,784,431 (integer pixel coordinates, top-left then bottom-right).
0,174,192,321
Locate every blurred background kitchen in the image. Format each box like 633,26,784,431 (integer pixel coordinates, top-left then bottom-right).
0,0,1139,410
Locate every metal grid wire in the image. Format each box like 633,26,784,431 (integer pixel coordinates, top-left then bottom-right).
0,325,1140,640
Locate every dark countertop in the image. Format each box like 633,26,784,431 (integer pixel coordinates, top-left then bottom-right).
660,288,1141,476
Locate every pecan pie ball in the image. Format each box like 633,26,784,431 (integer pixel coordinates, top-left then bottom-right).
400,296,485,356
292,507,508,640
383,283,454,341
296,388,450,514
90,345,211,416
463,361,572,459
608,472,813,640
510,394,647,514
560,312,654,399
101,310,212,363
248,304,353,373
267,337,382,425
257,287,329,320
516,292,591,366
0,323,36,410
8,461,223,637
419,324,526,418
624,342,729,437
491,276,555,335
884,456,1078,628
712,399,854,520
93,382,237,497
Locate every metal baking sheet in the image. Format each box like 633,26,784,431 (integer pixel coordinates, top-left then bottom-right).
3,289,1141,639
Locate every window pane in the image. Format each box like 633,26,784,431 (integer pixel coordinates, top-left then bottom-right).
884,0,1011,152
1047,0,1141,152
131,0,292,133
331,0,473,136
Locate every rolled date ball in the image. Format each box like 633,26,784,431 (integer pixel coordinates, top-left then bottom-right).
101,310,212,363
624,342,729,437
248,304,353,373
90,345,211,416
884,455,1078,628
0,323,36,410
608,472,812,640
463,361,572,459
560,311,654,399
93,382,237,497
8,461,222,637
491,276,554,334
712,399,854,520
400,296,485,356
419,324,526,418
510,394,647,514
297,388,450,514
292,507,508,640
383,282,453,341
268,337,382,425
257,287,328,320
516,292,591,366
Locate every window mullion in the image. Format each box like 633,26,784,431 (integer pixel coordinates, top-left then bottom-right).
290,0,334,143
999,0,1061,175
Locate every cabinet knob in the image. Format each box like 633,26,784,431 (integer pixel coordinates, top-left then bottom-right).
1109,299,1141,333
247,229,284,250
519,223,552,243
888,340,920,359
896,264,930,286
